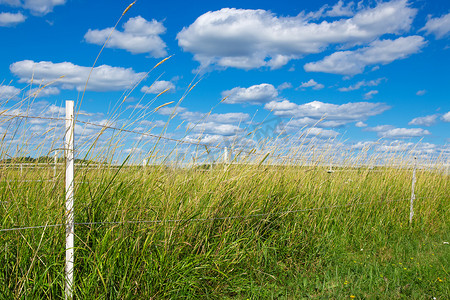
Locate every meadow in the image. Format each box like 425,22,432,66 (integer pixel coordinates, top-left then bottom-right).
0,7,448,297
0,156,448,299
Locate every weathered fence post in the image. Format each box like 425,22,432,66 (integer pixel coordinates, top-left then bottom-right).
224,147,229,164
409,157,417,225
65,100,75,299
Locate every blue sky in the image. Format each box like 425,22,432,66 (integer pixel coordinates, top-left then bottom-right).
0,0,449,161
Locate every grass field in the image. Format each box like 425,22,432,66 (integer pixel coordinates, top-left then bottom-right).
0,160,448,299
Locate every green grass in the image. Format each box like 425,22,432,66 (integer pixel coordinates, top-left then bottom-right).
0,163,448,299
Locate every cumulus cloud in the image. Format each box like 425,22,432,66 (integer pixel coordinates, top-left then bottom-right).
85,16,168,57
338,78,386,92
298,79,324,90
138,120,166,128
364,124,431,138
381,128,431,139
27,86,60,98
364,90,378,99
177,0,417,70
363,125,394,132
355,121,367,127
442,111,450,122
222,83,278,105
306,127,339,138
158,105,250,138
265,100,390,123
351,141,375,150
0,0,66,15
408,114,438,126
326,0,354,17
156,105,187,116
180,111,249,124
206,112,249,124
421,12,450,39
304,36,426,75
10,60,146,92
277,82,292,90
0,85,21,100
189,122,242,136
141,80,175,94
279,117,347,130
183,134,224,145
0,12,26,26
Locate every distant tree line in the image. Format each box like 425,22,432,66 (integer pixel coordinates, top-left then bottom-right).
0,156,99,164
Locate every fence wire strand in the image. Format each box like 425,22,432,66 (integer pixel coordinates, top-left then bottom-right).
0,198,410,232
0,113,66,122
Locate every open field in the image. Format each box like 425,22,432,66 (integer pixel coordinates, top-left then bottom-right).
0,162,448,299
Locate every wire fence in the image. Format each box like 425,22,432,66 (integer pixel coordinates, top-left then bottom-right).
0,110,362,166
0,198,411,233
0,102,442,299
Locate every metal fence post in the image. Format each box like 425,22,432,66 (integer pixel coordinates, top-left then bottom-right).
65,100,75,299
409,157,417,225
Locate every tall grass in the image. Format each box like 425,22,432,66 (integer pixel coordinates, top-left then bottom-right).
0,149,448,298
0,6,448,295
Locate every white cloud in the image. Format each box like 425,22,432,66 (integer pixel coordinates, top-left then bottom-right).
180,111,249,124
408,114,438,127
183,134,224,145
338,78,385,92
189,122,242,136
326,0,354,17
138,120,166,128
306,127,339,138
10,60,146,92
0,85,21,100
222,83,278,105
351,141,375,150
0,0,66,15
364,124,394,132
265,100,390,123
364,124,431,138
442,111,450,122
305,36,426,75
355,121,367,127
364,90,378,99
381,128,431,139
373,141,446,157
416,89,426,96
277,82,292,90
0,12,25,26
207,112,249,124
279,117,347,130
85,16,167,57
177,0,417,70
162,107,250,138
421,12,450,39
298,79,324,90
141,80,175,94
27,86,60,98
265,99,297,111
156,106,187,116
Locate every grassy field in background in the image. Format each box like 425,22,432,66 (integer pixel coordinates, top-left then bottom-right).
0,163,448,299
